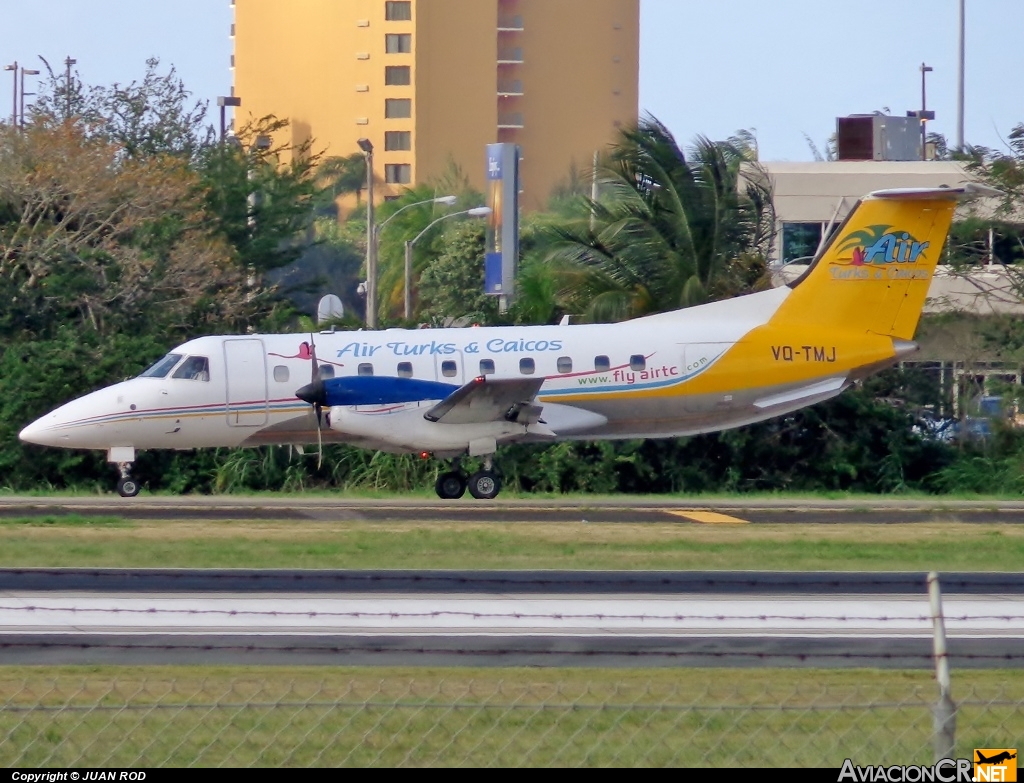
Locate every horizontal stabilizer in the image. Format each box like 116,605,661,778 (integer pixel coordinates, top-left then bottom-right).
425,376,545,425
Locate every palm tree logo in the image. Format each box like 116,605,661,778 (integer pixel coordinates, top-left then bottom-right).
836,225,894,266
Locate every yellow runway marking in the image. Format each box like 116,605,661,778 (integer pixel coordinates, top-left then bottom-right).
667,510,751,525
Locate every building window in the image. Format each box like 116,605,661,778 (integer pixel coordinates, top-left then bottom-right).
630,355,646,372
358,363,374,376
385,164,411,184
557,356,573,374
273,365,289,383
385,131,411,151
397,361,413,378
594,356,610,373
441,360,458,378
782,222,823,265
479,359,495,375
385,98,411,118
385,65,411,85
385,33,412,53
385,1,412,21
519,358,536,375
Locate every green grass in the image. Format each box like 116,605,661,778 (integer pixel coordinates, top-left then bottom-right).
0,666,1019,767
0,514,132,527
0,519,1021,570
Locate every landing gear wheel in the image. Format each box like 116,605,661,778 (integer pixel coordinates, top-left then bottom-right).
116,476,140,498
467,470,501,500
435,471,467,500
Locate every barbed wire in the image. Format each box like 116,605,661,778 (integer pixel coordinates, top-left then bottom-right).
0,639,1020,661
0,602,1021,623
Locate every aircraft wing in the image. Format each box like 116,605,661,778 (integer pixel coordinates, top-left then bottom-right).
424,376,546,425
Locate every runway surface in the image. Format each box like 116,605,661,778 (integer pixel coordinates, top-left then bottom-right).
4,494,1024,524
0,570,1021,667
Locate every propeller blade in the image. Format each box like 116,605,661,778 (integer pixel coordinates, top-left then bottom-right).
295,334,327,469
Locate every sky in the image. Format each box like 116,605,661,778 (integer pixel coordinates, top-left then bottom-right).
0,0,1021,161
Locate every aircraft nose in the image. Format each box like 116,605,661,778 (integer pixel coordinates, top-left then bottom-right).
19,415,61,447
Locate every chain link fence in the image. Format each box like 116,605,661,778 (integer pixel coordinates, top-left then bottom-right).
0,668,1021,767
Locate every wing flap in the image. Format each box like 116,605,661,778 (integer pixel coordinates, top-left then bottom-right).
424,376,545,425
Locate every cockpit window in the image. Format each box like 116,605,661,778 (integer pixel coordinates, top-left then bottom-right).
172,356,210,381
138,353,183,379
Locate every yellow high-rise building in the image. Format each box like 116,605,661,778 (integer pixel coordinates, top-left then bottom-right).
232,0,639,211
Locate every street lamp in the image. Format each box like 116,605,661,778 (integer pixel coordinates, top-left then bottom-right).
217,95,241,141
907,63,935,160
19,67,39,128
357,138,377,328
403,206,492,320
4,63,16,126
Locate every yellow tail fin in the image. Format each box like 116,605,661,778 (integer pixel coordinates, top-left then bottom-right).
771,187,971,340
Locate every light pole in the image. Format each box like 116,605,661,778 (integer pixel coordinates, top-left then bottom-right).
4,63,16,126
217,96,241,141
357,138,376,328
403,207,492,320
919,63,933,159
19,67,39,128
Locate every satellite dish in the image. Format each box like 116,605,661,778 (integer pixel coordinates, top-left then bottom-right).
317,294,345,325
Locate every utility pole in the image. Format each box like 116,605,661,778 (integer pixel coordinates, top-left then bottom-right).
64,56,77,118
956,0,965,150
4,62,17,126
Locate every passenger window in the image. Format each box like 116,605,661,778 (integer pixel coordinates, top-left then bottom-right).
441,360,458,378
138,353,182,379
397,362,413,378
172,356,210,381
318,365,335,380
595,355,610,372
358,363,374,376
273,365,289,383
479,359,495,375
557,356,573,374
519,358,535,375
630,355,646,372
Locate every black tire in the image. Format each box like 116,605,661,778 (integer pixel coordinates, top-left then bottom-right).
435,471,467,500
467,470,500,500
117,477,140,498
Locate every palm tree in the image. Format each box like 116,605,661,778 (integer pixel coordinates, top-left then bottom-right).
541,116,775,322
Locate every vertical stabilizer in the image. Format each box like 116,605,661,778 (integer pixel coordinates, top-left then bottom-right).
771,187,974,340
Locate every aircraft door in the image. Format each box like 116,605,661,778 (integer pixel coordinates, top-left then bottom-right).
224,338,269,426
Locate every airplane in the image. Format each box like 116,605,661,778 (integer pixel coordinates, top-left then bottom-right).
19,185,988,500
976,751,1016,765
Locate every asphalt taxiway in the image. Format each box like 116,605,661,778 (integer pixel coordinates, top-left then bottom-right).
0,569,1020,667
3,495,1024,524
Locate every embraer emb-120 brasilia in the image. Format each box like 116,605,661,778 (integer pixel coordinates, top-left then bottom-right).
20,186,988,499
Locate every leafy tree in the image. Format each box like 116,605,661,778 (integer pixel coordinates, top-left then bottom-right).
33,57,214,160
540,116,775,322
418,222,497,324
0,121,244,338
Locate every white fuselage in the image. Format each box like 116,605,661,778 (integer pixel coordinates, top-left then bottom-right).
19,285,886,458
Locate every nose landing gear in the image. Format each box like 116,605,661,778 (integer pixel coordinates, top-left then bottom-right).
108,448,140,498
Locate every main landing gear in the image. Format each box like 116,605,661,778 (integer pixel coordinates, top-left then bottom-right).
434,458,502,500
116,462,141,498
